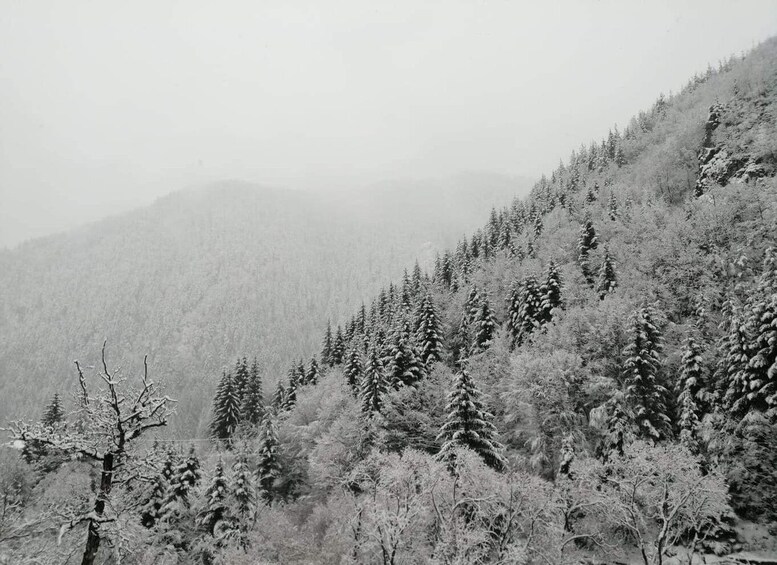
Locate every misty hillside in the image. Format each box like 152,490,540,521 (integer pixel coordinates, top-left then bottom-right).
4,31,777,565
0,174,528,433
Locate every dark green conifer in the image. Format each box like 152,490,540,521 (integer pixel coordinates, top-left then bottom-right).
257,414,281,504
210,371,242,441
306,356,321,386
41,392,64,427
437,369,506,471
361,348,388,417
387,320,425,388
595,245,617,299
623,307,671,441
472,292,497,353
343,346,363,394
322,321,333,366
416,293,443,366
331,326,346,365
240,359,264,427
539,260,563,325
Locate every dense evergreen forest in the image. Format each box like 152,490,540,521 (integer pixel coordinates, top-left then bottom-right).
0,173,527,434
3,38,777,564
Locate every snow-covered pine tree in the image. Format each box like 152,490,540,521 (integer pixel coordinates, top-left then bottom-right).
416,292,443,367
343,346,363,394
306,356,321,386
331,326,346,365
233,357,250,402
538,259,563,325
271,380,286,413
622,306,671,441
196,456,230,535
678,335,709,415
240,359,264,427
595,245,617,299
387,319,425,388
602,392,633,460
210,371,242,441
608,191,618,220
256,414,281,504
140,450,177,528
472,291,497,353
322,321,334,366
506,276,542,348
533,212,543,239
41,392,64,427
437,368,506,470
577,215,599,286
361,347,388,417
283,364,299,411
232,447,256,529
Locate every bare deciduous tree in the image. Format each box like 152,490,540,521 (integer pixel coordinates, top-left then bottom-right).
6,341,175,565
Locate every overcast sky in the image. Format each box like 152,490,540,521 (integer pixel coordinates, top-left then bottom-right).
1,0,776,248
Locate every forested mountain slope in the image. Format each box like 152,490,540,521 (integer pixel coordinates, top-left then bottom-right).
0,174,527,433
197,38,777,562
4,39,777,565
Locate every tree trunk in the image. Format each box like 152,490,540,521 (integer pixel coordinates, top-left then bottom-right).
81,452,113,565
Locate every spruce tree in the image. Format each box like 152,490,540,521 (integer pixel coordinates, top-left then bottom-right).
233,357,250,402
602,392,632,460
322,321,333,366
343,346,363,394
306,356,321,386
197,456,230,535
577,216,599,286
622,307,671,441
538,259,563,325
256,414,281,504
472,291,497,353
387,320,425,388
210,371,242,441
41,392,64,427
595,245,618,299
608,192,618,220
240,359,264,427
271,380,286,413
141,450,176,528
416,293,443,366
232,448,256,528
162,446,201,519
283,365,299,412
679,335,709,414
361,348,388,417
506,276,541,348
437,369,506,470
533,213,543,238
331,326,346,365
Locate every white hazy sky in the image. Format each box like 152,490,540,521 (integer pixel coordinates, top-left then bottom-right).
1,0,776,248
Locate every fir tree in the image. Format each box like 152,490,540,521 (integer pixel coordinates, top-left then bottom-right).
623,307,671,441
416,293,443,366
602,392,632,460
162,446,201,520
271,380,286,413
322,321,333,366
141,450,177,528
506,276,541,348
437,369,506,471
210,371,242,441
197,456,230,535
240,359,264,427
343,346,363,394
232,448,256,528
233,357,250,402
387,320,425,388
283,365,299,411
331,326,346,365
608,192,618,220
41,392,64,427
361,348,388,417
306,356,321,386
533,213,543,238
577,216,599,285
256,414,281,504
679,335,709,413
595,245,618,299
472,291,497,353
538,260,563,325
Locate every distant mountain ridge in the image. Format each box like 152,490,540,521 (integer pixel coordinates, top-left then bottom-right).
0,174,529,434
